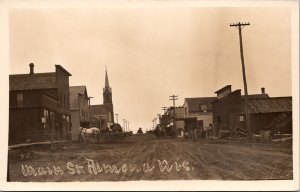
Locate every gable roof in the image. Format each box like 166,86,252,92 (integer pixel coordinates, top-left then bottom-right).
185,97,216,113
9,73,57,91
70,86,87,95
246,97,292,114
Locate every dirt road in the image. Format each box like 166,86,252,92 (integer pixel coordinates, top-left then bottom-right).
7,134,293,181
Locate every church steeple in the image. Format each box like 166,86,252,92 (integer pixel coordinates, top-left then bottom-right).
105,66,109,88
103,66,112,105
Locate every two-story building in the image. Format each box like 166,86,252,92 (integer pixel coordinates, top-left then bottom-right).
69,86,90,140
183,97,216,131
9,63,72,145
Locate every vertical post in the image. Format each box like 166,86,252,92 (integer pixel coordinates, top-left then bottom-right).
125,120,127,132
115,113,119,124
157,114,160,125
51,126,54,150
123,119,126,132
169,95,178,137
88,96,93,127
230,22,251,140
162,107,168,114
152,119,155,129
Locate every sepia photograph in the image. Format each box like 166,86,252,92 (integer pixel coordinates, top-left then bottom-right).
0,0,299,191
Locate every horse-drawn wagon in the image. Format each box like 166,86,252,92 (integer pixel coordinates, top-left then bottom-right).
78,123,128,144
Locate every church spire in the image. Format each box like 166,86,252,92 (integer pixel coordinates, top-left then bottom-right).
103,66,112,105
105,65,110,88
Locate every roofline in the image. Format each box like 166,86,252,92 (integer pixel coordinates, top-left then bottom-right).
9,72,55,77
9,87,58,92
89,104,104,107
69,85,87,88
247,96,292,100
185,97,216,99
214,85,232,94
55,65,72,76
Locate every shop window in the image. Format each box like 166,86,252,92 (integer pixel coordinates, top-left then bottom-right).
240,115,245,122
17,93,23,107
50,111,54,118
44,109,49,118
199,104,207,111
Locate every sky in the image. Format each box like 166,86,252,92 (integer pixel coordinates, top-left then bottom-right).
9,5,292,132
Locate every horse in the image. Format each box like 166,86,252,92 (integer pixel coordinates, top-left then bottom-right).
78,127,100,144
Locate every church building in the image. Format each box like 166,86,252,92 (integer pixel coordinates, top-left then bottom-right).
89,68,114,130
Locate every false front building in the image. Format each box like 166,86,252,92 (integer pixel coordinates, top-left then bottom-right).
212,85,292,137
9,63,72,145
69,86,90,140
89,68,114,130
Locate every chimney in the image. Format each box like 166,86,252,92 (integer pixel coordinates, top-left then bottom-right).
261,87,265,94
29,63,34,75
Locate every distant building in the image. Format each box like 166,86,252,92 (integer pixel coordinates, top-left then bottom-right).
9,63,72,145
183,97,216,130
69,86,89,140
212,85,292,137
89,68,114,130
164,107,185,130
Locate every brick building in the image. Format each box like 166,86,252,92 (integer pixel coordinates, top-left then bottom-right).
212,85,292,137
69,86,89,140
9,63,72,145
89,68,114,130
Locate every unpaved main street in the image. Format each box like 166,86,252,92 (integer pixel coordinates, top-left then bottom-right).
8,134,293,181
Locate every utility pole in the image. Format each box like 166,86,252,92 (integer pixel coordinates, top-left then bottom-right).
115,114,119,124
162,107,168,114
128,121,129,132
157,114,160,125
230,22,251,140
123,119,126,132
169,95,178,130
152,119,155,129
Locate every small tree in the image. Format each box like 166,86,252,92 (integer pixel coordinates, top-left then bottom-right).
137,127,143,134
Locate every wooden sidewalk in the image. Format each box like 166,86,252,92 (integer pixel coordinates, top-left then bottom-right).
8,140,69,150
